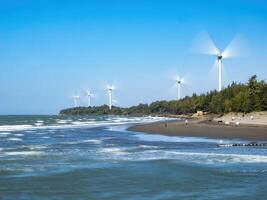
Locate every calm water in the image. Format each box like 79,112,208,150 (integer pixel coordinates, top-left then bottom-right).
0,115,266,200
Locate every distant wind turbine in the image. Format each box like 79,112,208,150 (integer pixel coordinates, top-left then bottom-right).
72,95,80,107
175,76,184,100
107,85,115,110
86,91,93,107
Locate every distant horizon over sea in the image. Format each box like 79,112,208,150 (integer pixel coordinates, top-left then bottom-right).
0,115,266,199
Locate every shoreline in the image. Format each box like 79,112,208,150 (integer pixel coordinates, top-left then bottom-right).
128,119,267,142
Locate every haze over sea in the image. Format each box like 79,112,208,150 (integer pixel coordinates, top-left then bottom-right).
0,115,266,199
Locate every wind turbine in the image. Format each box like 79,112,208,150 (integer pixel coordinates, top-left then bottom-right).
72,95,80,107
193,32,245,91
175,76,184,100
107,85,115,110
86,91,93,107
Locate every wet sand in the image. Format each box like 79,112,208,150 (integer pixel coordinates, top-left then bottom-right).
128,120,267,141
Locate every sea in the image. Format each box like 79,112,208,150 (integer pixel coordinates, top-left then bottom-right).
0,115,266,200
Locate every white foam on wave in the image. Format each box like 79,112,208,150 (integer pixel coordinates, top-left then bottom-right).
71,121,96,125
34,122,43,126
96,145,267,164
25,130,36,133
14,133,24,137
42,136,50,139
83,139,102,144
138,145,159,149
4,151,43,156
62,139,102,145
169,151,267,164
0,125,34,132
0,132,11,136
0,116,169,133
56,120,69,124
99,147,129,155
25,144,48,150
7,138,23,142
135,133,233,144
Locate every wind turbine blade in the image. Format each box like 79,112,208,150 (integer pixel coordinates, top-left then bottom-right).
192,31,220,55
174,75,181,82
222,34,249,58
181,76,186,85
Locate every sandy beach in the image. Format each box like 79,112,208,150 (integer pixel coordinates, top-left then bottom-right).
128,120,267,141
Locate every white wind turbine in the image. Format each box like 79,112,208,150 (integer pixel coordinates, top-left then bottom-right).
86,91,93,107
175,76,185,100
106,85,115,110
72,95,80,107
193,32,246,91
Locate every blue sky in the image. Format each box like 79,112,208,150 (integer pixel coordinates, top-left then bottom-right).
0,0,266,114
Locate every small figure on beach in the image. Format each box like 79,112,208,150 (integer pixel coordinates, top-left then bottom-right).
164,122,168,127
250,115,254,120
231,116,235,121
185,120,188,126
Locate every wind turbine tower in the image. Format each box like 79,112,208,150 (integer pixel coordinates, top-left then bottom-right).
107,86,114,110
217,53,223,91
73,95,80,107
86,91,93,107
175,76,184,100
177,80,182,100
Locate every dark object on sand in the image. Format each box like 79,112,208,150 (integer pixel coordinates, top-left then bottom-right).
164,123,168,127
218,120,223,123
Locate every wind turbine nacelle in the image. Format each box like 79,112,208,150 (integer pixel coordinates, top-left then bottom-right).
217,53,223,60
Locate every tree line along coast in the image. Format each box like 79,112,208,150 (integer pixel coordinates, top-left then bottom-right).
60,75,267,117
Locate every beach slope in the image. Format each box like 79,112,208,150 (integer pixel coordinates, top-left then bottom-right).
128,120,267,141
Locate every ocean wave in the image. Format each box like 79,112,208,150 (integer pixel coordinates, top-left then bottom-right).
96,146,267,164
99,147,130,155
0,116,167,132
62,139,102,145
138,145,159,149
14,133,24,137
56,120,69,124
7,138,23,142
41,136,51,139
1,145,47,152
3,151,43,156
0,132,11,136
71,121,96,125
0,125,34,132
34,122,44,126
135,133,235,144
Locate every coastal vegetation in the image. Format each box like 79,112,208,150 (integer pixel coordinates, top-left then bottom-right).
60,75,267,115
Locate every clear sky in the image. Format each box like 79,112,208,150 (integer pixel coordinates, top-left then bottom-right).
0,0,266,114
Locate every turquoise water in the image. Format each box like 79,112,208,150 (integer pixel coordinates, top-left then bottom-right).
0,115,267,199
